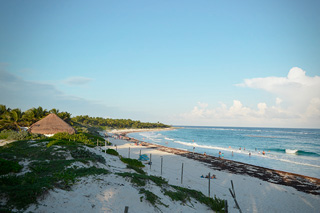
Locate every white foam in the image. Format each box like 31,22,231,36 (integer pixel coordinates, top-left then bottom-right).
164,137,174,141
285,149,298,154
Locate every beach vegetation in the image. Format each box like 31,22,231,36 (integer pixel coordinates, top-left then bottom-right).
166,185,226,212
50,132,109,147
139,188,168,208
106,148,119,156
0,138,109,210
116,172,167,187
120,157,145,168
0,158,23,175
0,129,45,140
126,164,146,174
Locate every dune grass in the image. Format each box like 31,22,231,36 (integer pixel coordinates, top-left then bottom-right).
0,139,109,210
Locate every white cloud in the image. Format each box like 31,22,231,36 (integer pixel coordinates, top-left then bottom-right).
63,76,93,86
238,67,320,113
276,97,282,105
180,68,320,128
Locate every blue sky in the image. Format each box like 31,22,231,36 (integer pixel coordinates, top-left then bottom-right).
1,0,320,128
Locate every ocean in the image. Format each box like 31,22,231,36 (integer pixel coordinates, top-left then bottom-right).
128,126,320,179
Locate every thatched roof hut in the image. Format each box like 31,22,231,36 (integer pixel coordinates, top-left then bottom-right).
28,113,76,135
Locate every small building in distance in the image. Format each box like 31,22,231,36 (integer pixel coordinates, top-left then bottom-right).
28,113,76,136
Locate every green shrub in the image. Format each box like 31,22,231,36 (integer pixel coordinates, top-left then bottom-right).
47,139,77,148
164,190,189,203
120,157,145,168
0,130,29,140
0,158,23,175
116,172,167,187
126,165,145,174
51,132,107,146
0,130,12,139
106,149,119,156
139,188,168,207
0,130,44,141
70,148,106,164
168,185,226,212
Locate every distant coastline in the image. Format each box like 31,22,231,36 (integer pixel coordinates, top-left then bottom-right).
107,127,176,135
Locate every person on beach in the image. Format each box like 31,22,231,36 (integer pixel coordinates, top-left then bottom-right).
221,153,224,159
262,150,265,155
249,152,251,157
239,147,241,150
204,152,206,156
218,151,221,158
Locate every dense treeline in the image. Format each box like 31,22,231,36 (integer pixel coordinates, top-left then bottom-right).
0,105,71,131
0,105,170,131
72,115,170,129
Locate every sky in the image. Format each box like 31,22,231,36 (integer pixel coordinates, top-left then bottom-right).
1,0,320,128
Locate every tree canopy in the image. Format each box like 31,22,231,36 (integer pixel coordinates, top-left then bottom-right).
0,105,170,131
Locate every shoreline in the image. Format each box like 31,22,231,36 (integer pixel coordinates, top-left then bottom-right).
112,130,320,195
107,127,177,135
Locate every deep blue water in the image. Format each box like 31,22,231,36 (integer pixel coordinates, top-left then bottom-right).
128,126,320,178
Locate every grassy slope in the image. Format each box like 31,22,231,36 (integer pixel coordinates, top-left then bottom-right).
0,136,226,212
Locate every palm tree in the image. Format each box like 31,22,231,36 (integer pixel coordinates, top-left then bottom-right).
0,108,22,131
49,108,59,115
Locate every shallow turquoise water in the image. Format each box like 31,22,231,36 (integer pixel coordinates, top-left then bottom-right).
128,126,320,178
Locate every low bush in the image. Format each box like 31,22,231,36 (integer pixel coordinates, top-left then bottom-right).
116,172,167,187
126,165,145,174
0,130,45,141
106,149,119,156
0,158,23,175
0,130,28,140
51,132,109,147
139,188,168,208
47,139,78,148
70,148,106,164
168,185,226,212
120,157,145,168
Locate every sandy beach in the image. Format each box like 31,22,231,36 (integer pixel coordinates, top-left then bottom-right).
25,129,320,213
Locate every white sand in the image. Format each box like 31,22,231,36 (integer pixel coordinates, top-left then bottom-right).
26,136,320,213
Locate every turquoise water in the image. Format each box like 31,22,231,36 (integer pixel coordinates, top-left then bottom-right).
128,126,320,178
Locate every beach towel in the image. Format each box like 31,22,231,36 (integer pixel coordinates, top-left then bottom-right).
138,154,149,161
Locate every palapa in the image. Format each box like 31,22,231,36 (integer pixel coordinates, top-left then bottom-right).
28,113,76,135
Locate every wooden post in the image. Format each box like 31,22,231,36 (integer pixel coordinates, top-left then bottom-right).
208,172,211,197
161,157,163,176
139,149,141,157
105,141,107,153
116,145,117,151
128,147,130,158
229,180,242,213
181,163,184,184
124,206,129,213
97,139,98,146
224,200,228,213
150,154,152,169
